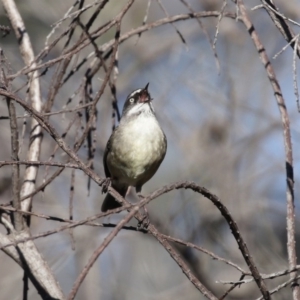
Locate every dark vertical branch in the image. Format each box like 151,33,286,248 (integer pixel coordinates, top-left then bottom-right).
6,95,23,231
0,50,23,231
4,66,26,298
84,0,109,32
111,50,120,131
261,0,300,59
64,0,85,48
68,169,76,250
6,89,27,300
0,46,26,300
22,271,29,300
83,68,96,194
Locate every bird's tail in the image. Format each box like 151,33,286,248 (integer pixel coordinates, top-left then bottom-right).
101,185,128,212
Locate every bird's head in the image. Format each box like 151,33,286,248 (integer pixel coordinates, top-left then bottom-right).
122,83,154,117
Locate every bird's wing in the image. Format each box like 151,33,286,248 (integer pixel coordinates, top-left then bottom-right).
103,127,118,178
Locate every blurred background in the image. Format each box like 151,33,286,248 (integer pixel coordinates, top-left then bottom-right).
1,0,300,299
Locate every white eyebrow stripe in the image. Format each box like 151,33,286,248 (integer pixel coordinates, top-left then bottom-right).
128,89,142,98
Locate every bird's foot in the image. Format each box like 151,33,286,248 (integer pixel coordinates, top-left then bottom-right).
101,178,111,193
137,204,150,229
137,215,150,229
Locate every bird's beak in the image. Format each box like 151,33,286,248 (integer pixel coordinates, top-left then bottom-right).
139,83,150,103
144,83,149,91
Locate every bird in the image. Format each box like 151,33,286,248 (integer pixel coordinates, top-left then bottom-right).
101,83,167,212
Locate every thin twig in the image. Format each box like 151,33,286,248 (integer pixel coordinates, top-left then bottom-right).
67,206,140,300
261,0,300,27
162,234,247,275
293,35,300,112
135,0,151,43
0,160,82,169
213,0,227,51
219,265,300,285
156,0,187,47
273,34,300,59
0,205,132,250
180,0,220,71
261,0,300,58
7,11,236,80
256,275,300,300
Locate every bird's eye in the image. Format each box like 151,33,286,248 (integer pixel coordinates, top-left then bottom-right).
129,98,134,103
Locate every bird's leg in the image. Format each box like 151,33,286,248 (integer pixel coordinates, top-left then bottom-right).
101,178,111,194
136,186,150,229
138,193,148,223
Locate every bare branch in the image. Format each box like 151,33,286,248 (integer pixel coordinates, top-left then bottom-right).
0,160,82,169
2,0,43,212
256,275,300,300
293,35,300,112
67,206,140,300
163,234,247,275
6,95,23,231
7,10,236,80
236,0,298,298
261,0,300,58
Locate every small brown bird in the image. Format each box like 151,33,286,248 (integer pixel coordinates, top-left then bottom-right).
101,83,167,212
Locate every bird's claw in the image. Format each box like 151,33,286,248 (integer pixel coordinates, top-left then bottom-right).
137,205,150,229
137,216,150,230
101,178,111,193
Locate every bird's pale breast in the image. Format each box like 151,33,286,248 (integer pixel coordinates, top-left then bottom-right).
107,113,166,186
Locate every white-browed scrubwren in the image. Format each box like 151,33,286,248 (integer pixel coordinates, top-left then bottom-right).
102,83,167,212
